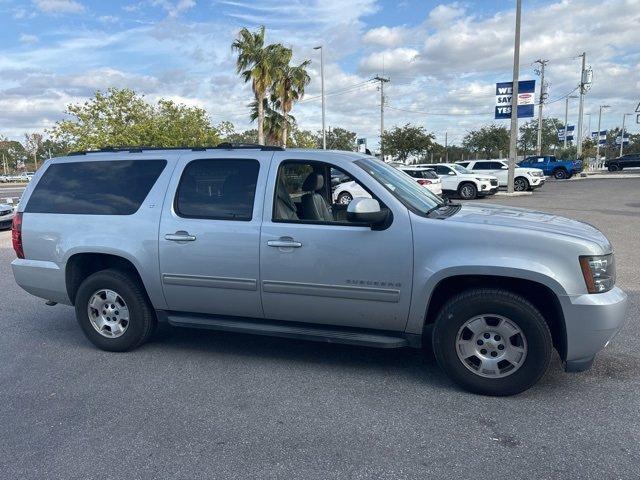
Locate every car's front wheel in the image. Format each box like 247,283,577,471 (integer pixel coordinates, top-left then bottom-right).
75,269,156,351
514,177,529,191
432,288,552,396
458,182,477,200
337,192,353,205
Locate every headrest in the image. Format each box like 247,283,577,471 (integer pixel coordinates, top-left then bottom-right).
302,173,324,192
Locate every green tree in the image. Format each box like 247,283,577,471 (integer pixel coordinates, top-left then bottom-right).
518,118,561,156
462,124,510,158
232,26,281,146
48,88,220,150
290,128,317,148
271,47,311,147
381,124,435,162
152,99,219,146
0,137,27,173
324,127,357,151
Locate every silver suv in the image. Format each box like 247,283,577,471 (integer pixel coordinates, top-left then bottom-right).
11,146,628,395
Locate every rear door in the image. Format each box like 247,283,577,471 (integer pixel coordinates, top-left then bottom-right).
158,150,270,318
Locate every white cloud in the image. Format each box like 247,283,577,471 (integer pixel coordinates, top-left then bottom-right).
19,34,39,44
99,15,119,23
32,0,85,14
362,26,408,47
151,0,196,17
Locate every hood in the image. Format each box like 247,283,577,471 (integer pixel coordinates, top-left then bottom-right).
446,203,611,249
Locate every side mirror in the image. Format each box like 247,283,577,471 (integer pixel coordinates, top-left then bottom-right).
347,198,389,228
501,165,508,169
448,171,456,175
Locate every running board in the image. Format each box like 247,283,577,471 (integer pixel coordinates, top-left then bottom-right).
166,314,409,349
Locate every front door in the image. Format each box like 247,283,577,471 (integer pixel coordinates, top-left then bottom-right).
158,151,270,318
259,154,413,332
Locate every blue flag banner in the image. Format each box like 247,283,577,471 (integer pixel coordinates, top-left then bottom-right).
557,125,575,141
591,130,607,145
615,134,630,146
495,80,536,119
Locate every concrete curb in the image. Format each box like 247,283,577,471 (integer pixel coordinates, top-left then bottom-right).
494,191,533,197
569,173,640,180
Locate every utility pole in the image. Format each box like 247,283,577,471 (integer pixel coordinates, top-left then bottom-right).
445,131,448,162
507,0,522,194
564,94,578,149
620,113,632,157
576,52,587,157
313,45,326,149
595,104,610,161
534,59,548,156
374,75,389,160
2,153,6,176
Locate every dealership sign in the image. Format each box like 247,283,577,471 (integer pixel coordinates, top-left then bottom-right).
495,80,536,119
557,125,575,141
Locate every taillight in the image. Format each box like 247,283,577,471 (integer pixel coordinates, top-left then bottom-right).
417,179,433,185
12,212,24,259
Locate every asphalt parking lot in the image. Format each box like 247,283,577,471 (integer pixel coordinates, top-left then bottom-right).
0,178,638,479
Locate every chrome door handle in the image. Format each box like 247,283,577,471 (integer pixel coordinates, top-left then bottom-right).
165,231,196,242
267,239,302,248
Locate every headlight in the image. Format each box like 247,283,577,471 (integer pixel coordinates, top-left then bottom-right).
529,171,542,177
475,177,492,182
579,254,616,293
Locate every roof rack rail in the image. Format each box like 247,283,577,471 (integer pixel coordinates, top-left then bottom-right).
67,144,284,156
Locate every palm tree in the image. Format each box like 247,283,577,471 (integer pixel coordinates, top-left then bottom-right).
249,95,295,146
272,57,311,147
232,26,279,145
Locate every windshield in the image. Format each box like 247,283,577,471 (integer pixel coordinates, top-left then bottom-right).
356,158,443,215
451,164,471,174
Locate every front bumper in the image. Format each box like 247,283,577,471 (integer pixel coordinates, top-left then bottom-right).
530,177,545,189
560,286,628,371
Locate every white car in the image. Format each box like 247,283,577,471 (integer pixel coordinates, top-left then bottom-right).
420,163,498,200
0,202,15,230
397,166,443,196
457,160,545,191
332,180,370,205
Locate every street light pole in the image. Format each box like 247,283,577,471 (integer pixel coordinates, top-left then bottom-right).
595,104,610,161
564,95,578,149
507,0,522,194
620,113,631,157
313,46,326,150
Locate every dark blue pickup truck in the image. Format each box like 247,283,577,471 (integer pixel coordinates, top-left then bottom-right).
519,156,583,179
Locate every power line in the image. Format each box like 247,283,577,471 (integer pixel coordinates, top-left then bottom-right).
386,105,488,116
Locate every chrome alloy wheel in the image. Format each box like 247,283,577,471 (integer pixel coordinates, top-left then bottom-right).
460,185,475,199
514,178,527,191
455,314,527,378
87,289,130,338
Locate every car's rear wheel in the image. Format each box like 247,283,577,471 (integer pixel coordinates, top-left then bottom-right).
337,192,353,205
75,269,156,351
553,168,568,179
458,182,477,200
432,288,552,396
514,177,529,191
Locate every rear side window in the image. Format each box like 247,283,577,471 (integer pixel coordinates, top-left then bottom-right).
175,159,259,221
26,160,166,215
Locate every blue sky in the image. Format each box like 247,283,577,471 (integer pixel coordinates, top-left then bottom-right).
1,0,639,147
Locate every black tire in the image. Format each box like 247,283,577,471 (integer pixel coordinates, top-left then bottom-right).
74,269,156,352
514,177,529,192
337,192,353,205
458,182,477,200
432,288,552,396
553,168,567,180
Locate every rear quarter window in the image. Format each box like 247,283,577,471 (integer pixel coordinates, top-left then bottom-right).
25,159,167,215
